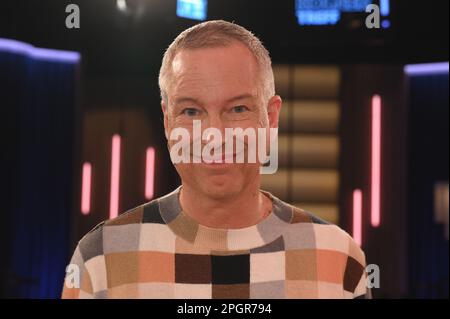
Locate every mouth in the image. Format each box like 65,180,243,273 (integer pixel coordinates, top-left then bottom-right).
191,151,244,165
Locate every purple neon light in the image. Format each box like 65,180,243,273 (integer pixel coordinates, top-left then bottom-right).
0,38,80,63
404,62,449,75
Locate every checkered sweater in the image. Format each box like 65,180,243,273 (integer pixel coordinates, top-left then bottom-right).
62,187,369,299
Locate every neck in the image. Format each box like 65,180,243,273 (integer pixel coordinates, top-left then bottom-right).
179,180,271,229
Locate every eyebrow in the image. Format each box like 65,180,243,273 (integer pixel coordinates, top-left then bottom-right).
173,93,255,106
172,97,200,106
225,94,256,103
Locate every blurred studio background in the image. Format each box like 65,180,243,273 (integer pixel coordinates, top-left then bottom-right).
0,0,448,298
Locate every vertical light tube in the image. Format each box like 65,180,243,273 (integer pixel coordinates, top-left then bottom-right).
109,134,121,219
371,95,382,227
81,162,92,215
380,0,390,16
353,189,363,246
145,147,155,200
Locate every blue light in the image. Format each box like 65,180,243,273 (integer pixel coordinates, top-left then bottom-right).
296,0,371,11
405,62,449,76
340,0,372,12
296,0,338,10
380,0,390,16
0,38,80,63
381,19,391,29
177,0,207,21
296,0,375,26
297,10,341,26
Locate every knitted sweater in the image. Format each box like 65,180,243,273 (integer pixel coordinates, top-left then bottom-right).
62,186,369,299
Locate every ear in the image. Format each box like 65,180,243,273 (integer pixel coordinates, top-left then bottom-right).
161,100,169,140
267,95,282,129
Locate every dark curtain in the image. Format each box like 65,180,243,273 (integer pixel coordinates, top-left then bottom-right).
0,42,79,298
339,65,409,298
407,72,449,298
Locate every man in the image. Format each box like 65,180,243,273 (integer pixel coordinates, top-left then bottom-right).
62,20,369,299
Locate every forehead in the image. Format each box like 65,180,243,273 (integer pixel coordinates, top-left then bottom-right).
170,42,260,104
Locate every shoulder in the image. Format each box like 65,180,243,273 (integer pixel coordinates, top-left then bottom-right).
76,199,161,263
287,203,368,295
287,203,366,265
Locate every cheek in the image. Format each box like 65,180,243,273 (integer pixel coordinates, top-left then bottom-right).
173,163,194,181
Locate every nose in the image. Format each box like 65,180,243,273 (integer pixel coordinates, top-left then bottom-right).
202,114,225,137
201,114,228,154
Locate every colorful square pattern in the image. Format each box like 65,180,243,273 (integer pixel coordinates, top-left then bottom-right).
62,187,369,299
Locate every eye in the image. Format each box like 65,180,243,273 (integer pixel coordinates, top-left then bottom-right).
232,105,249,113
181,108,201,117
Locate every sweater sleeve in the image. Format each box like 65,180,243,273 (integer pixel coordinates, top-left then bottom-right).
347,238,372,299
353,265,372,299
337,229,372,299
61,245,94,299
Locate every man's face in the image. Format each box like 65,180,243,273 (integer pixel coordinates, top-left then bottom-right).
162,42,281,200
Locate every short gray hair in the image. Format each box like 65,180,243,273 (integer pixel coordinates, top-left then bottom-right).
158,20,275,103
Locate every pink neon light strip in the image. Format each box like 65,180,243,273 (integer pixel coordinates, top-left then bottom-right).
81,162,92,215
371,95,381,227
145,147,155,200
353,189,363,246
109,135,121,219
